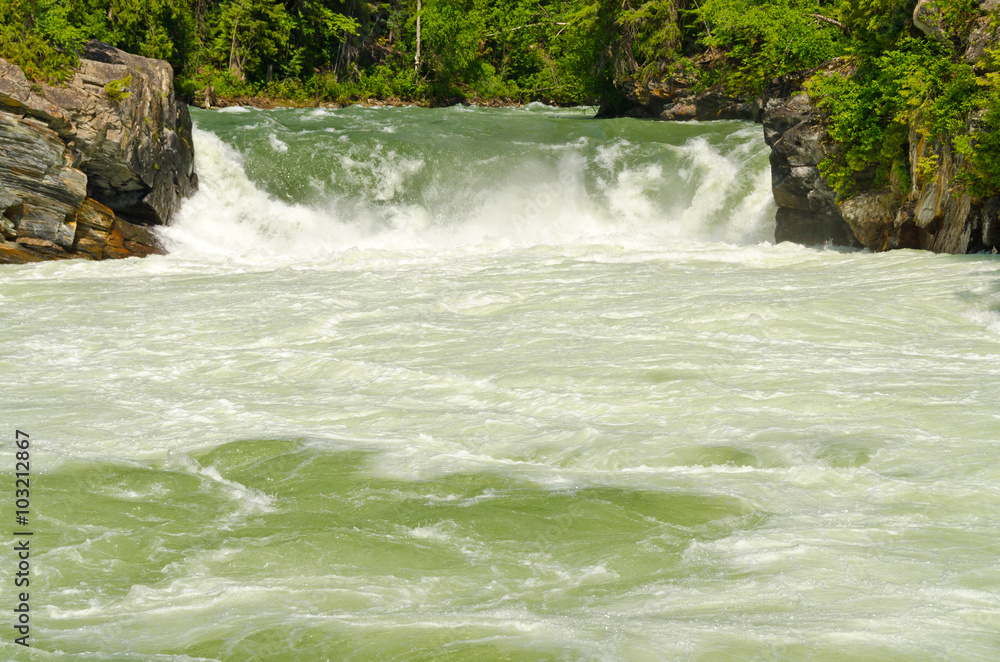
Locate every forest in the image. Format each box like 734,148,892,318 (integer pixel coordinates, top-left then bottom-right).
1,0,998,195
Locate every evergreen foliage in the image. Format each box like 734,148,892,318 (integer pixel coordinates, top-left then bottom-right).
0,0,616,104
693,0,845,93
0,0,996,196
0,0,79,83
809,1,999,197
0,0,880,104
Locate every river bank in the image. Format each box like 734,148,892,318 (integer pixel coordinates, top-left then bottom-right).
193,88,583,111
600,2,1000,254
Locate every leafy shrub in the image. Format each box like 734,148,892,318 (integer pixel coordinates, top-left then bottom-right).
104,74,132,101
954,64,1000,196
695,0,845,94
809,29,998,197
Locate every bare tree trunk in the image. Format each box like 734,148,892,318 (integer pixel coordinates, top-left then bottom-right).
414,0,421,73
229,17,242,78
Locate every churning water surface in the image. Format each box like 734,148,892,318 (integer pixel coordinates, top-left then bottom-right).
2,104,999,660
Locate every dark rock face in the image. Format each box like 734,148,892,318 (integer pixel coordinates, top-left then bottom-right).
0,41,197,263
762,91,856,247
761,81,1000,253
602,75,762,122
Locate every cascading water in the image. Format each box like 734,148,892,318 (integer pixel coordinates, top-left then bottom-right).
1,105,999,661
160,105,775,257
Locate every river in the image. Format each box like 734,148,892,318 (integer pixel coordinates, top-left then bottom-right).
2,104,999,660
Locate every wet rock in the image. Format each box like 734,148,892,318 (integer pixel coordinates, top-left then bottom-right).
0,242,46,264
604,73,761,122
977,196,1000,249
774,208,855,246
762,90,856,246
693,90,761,121
839,191,910,251
73,198,115,259
660,101,698,121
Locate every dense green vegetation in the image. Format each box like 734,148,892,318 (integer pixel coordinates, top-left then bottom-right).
0,0,996,195
1,0,617,103
0,0,875,104
807,0,1000,196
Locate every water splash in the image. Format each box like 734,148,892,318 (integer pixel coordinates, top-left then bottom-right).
160,106,775,260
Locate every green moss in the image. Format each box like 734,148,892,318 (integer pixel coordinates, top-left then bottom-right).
105,75,132,102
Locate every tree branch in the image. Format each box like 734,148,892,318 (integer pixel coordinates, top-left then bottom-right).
810,13,849,32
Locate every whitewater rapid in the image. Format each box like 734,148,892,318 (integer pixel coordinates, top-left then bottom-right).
1,105,999,661
159,105,775,259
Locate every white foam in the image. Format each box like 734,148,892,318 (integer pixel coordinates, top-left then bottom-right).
268,132,289,152
161,113,776,262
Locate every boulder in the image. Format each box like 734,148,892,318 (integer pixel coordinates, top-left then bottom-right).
0,41,195,263
762,90,856,246
601,65,762,122
838,191,918,251
913,0,949,43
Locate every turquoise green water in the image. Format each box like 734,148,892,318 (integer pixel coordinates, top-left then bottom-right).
2,105,999,660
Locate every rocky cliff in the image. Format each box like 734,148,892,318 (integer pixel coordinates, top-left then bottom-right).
764,90,1000,253
609,2,999,254
763,2,1000,252
761,66,858,247
0,42,196,263
763,0,1000,253
834,110,1000,253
